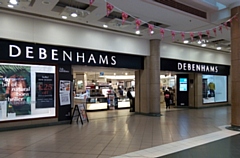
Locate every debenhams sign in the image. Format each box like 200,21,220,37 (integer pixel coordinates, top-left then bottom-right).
1,40,143,69
178,62,218,73
9,45,117,66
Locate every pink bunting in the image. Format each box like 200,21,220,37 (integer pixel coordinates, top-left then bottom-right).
181,32,185,41
160,28,165,40
135,19,141,30
89,0,94,5
198,32,202,40
148,24,154,35
106,3,114,16
219,26,222,34
171,31,176,41
206,30,210,38
190,32,194,41
223,22,228,30
234,15,238,21
122,12,128,25
213,28,217,36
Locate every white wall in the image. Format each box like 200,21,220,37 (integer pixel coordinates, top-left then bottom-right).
0,11,231,65
0,12,149,56
160,43,231,65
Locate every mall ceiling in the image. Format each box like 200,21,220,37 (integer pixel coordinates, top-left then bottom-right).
0,0,239,53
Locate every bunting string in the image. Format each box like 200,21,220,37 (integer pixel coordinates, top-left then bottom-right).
89,0,239,40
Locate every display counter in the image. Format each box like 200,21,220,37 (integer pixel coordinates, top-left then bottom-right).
116,98,130,109
86,97,108,111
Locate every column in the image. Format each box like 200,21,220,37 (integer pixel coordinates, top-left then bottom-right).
135,39,160,115
229,4,240,130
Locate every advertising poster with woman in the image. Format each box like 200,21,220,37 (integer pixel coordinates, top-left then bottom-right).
0,64,31,116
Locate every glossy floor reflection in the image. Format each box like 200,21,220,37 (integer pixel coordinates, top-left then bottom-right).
0,106,233,158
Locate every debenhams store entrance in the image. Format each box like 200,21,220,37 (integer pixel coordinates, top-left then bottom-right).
0,39,143,125
160,58,230,108
72,66,137,113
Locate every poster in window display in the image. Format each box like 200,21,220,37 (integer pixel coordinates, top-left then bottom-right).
59,80,71,106
0,65,31,116
202,75,227,103
36,73,54,108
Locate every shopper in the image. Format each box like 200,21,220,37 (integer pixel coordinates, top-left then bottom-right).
127,88,134,112
164,89,171,109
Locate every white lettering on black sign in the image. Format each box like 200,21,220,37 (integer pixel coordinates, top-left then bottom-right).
9,45,117,66
178,62,218,73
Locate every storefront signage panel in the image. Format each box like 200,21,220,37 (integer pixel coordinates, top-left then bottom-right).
161,58,230,75
36,73,54,108
0,63,56,122
0,39,144,69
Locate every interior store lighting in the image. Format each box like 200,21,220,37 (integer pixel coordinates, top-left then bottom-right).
197,40,202,44
216,47,222,50
9,0,18,5
201,43,207,47
135,30,140,35
150,30,154,34
103,24,108,28
8,4,14,8
99,75,135,80
70,13,78,17
183,40,189,44
61,16,67,19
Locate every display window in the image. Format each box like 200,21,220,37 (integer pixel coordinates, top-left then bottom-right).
0,63,56,121
202,75,227,104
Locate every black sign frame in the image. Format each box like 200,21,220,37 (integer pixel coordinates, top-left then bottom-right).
160,58,230,75
0,39,144,70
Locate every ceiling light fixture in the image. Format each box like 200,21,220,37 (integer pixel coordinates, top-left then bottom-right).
135,30,140,35
150,30,154,34
9,0,18,5
8,4,14,8
103,24,108,28
70,13,78,17
216,47,222,50
183,40,189,44
201,43,206,47
61,16,67,19
42,0,50,5
197,40,202,44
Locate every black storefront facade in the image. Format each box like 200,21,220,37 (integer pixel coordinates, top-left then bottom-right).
0,39,144,128
161,58,230,108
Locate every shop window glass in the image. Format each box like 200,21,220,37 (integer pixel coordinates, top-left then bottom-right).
0,63,55,122
202,75,227,103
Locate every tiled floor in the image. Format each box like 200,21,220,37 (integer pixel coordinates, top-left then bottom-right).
0,105,236,158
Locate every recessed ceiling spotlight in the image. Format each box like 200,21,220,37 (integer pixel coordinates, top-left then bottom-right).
103,24,108,28
9,0,18,5
71,13,78,17
183,40,189,44
216,47,222,50
125,72,128,75
61,16,67,19
201,43,206,47
135,30,140,35
42,0,50,5
150,30,154,34
197,40,202,44
8,4,14,8
114,73,116,75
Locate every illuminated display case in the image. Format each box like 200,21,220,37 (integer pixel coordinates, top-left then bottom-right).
0,63,56,122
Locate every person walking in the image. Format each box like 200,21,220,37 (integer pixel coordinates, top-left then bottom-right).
164,89,171,109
